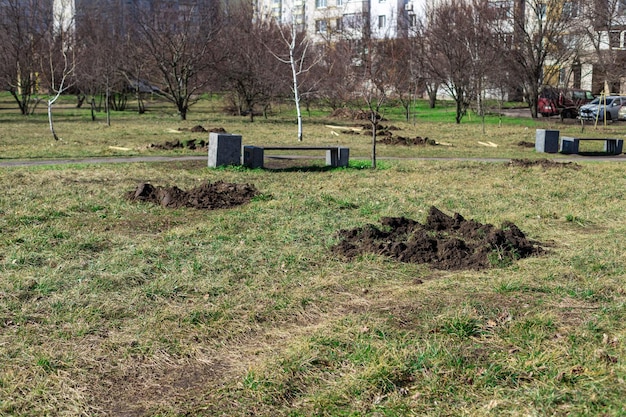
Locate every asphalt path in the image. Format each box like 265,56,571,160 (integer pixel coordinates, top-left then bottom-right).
2,153,626,168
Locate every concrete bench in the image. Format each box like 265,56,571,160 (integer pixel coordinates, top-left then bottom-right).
243,145,349,169
560,137,624,155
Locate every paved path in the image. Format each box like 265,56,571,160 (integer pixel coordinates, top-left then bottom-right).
1,154,626,168
0,155,208,167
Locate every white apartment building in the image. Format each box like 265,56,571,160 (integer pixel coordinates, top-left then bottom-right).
256,0,422,42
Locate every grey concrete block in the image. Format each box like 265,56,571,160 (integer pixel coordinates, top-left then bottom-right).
535,129,560,153
325,148,338,166
604,139,623,154
560,137,579,154
338,147,349,167
208,133,242,167
243,145,264,168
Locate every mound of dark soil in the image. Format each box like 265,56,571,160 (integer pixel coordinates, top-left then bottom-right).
150,127,228,150
517,140,535,148
178,125,208,133
125,181,259,209
150,139,206,150
333,206,543,270
378,135,436,146
509,158,581,170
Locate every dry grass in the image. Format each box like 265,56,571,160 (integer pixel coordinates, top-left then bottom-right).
1,95,626,416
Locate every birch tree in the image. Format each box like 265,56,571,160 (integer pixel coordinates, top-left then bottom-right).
270,15,319,142
45,14,75,141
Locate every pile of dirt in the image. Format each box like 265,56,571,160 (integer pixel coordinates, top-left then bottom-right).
332,206,543,270
509,158,581,170
177,126,227,134
150,139,206,150
178,125,208,133
149,127,228,150
378,135,436,146
125,181,259,209
517,140,535,148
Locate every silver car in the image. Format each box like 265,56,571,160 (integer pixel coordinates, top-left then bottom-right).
579,96,626,121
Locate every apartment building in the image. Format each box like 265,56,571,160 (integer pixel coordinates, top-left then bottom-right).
256,0,421,41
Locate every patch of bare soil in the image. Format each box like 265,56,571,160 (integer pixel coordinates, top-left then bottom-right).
125,181,259,209
378,135,436,146
333,206,543,270
509,158,582,170
149,127,227,150
335,121,437,146
517,140,535,148
149,139,206,150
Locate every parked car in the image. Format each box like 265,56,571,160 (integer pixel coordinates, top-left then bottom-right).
579,96,626,121
538,87,595,118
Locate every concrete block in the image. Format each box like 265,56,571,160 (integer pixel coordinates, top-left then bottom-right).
208,133,242,167
243,145,264,168
535,129,560,153
560,137,579,154
326,148,338,166
338,147,350,167
604,139,624,154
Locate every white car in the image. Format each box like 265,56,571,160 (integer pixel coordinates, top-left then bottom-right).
579,96,626,121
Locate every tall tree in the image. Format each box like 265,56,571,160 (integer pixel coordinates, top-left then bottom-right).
0,0,52,115
498,0,584,118
131,0,222,120
580,0,626,93
218,5,288,122
270,14,319,141
425,0,477,124
74,1,127,124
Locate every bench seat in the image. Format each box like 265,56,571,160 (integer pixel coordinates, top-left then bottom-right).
243,145,349,168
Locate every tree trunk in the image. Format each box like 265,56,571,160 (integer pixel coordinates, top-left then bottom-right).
370,115,377,169
527,88,539,118
455,97,463,124
106,87,111,127
90,97,96,121
48,100,60,141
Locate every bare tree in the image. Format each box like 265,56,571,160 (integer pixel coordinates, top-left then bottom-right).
358,37,395,169
131,0,222,120
218,6,288,122
315,40,359,111
580,0,626,94
0,0,52,115
40,6,77,141
74,1,127,124
497,0,584,118
382,36,419,122
270,14,320,141
425,0,477,124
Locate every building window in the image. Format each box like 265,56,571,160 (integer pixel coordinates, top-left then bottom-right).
316,19,327,33
316,0,327,8
336,18,343,32
562,1,578,18
408,13,416,28
378,15,386,29
337,0,343,6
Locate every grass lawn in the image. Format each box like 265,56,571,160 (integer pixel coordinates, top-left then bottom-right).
0,94,625,416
